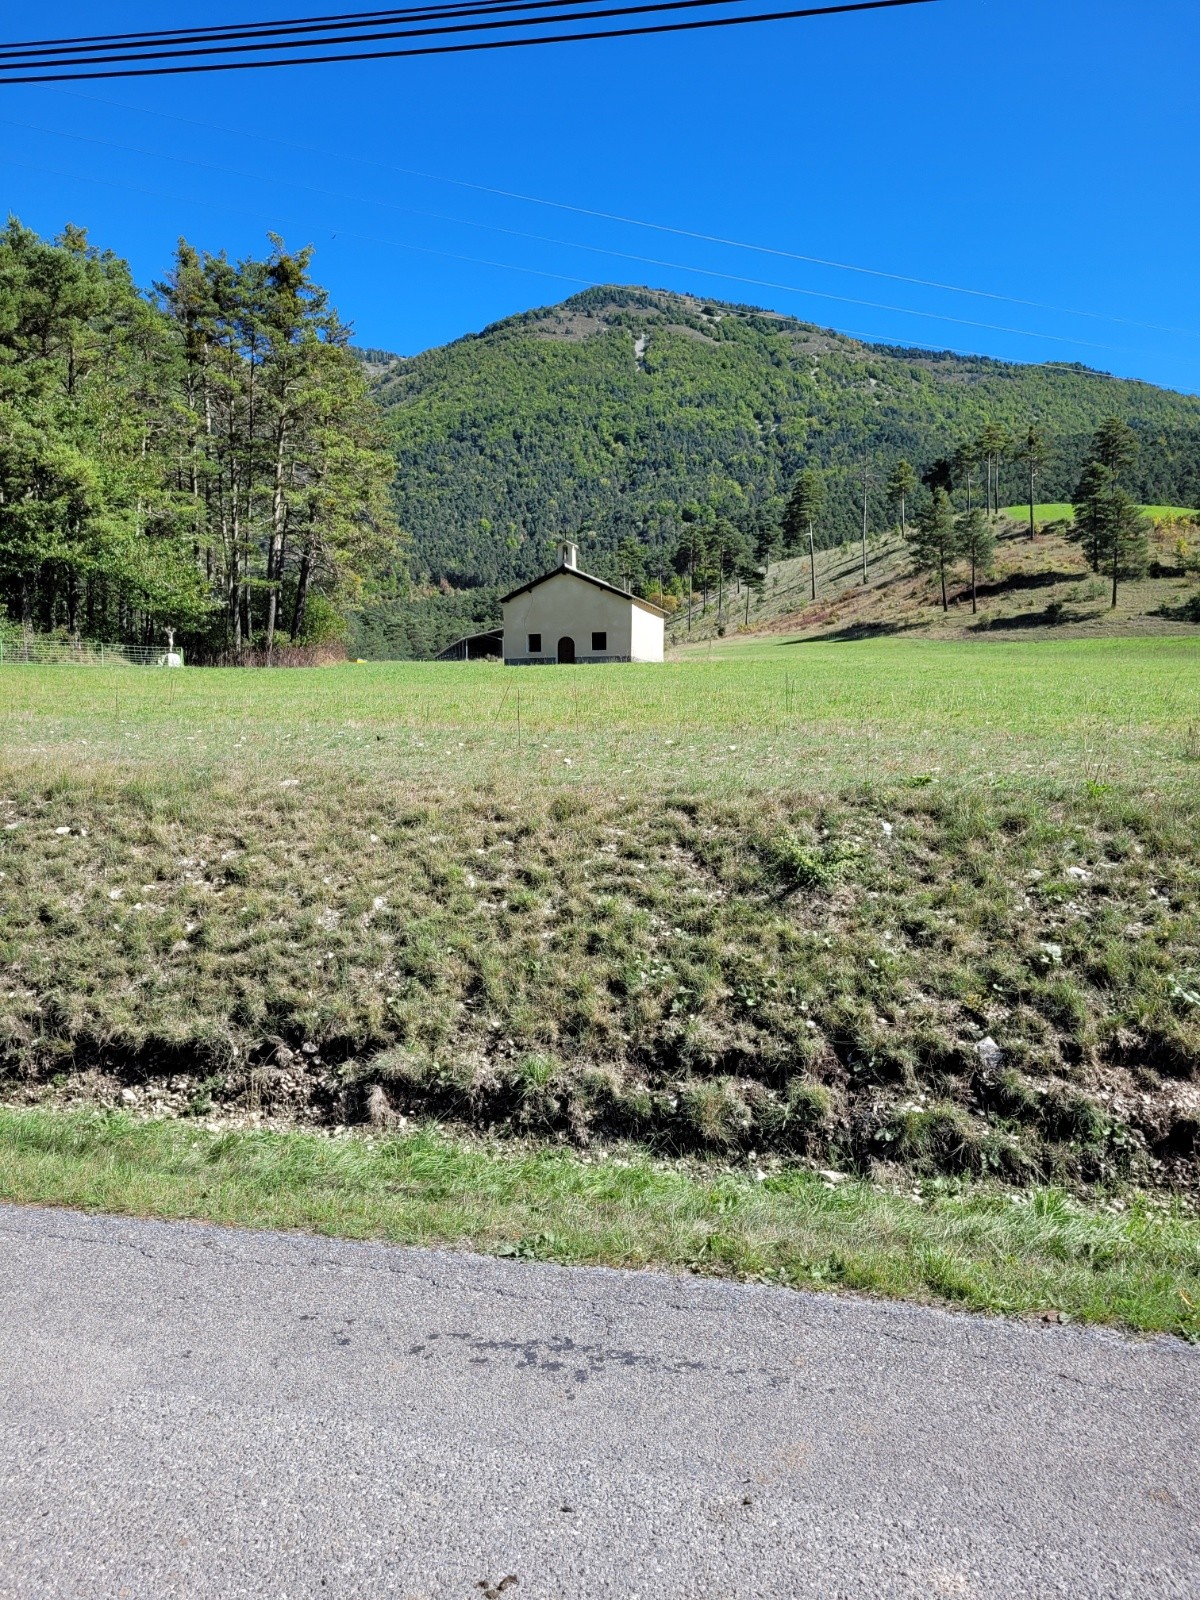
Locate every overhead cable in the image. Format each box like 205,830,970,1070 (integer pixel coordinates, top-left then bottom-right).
0,0,936,82
47,84,1197,341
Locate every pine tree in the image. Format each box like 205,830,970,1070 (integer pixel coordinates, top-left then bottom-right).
1013,423,1050,541
1073,465,1149,607
909,488,959,611
1073,417,1146,607
976,421,1011,518
956,506,995,615
783,468,825,601
951,439,981,513
885,459,917,537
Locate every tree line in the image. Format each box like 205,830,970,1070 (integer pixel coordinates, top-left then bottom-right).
0,221,400,655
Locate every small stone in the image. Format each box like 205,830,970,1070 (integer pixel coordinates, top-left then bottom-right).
975,1036,1003,1072
365,1084,392,1129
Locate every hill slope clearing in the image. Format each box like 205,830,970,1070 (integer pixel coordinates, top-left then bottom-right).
670,513,1200,646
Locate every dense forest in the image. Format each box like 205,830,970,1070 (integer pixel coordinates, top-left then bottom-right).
374,285,1200,597
0,222,399,658
3,228,1198,660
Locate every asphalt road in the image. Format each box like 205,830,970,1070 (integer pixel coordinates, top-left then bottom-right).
1,1205,1197,1599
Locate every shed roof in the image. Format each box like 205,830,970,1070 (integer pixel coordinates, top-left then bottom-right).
499,562,666,617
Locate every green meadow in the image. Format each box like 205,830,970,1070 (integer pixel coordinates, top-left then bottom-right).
999,502,1197,528
3,634,1198,794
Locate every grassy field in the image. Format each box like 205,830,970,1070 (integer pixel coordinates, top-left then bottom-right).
3,634,1198,792
1000,503,1197,528
2,638,1199,1327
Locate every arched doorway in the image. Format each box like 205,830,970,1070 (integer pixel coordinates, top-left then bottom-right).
557,636,576,665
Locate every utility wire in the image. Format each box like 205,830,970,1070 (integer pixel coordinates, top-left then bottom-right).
0,0,935,82
0,113,1121,353
0,0,874,68
0,152,1026,359
29,84,1196,341
3,0,658,51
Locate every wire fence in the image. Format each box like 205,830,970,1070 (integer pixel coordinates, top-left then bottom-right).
0,634,184,667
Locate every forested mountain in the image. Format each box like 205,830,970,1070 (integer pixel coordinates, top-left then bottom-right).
373,286,1200,592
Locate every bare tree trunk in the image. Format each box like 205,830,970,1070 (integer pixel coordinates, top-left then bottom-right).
66,566,80,644
861,463,869,585
291,551,311,640
1111,533,1119,609
265,422,287,652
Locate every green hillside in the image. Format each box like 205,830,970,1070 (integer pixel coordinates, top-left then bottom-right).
1000,502,1197,528
373,285,1200,592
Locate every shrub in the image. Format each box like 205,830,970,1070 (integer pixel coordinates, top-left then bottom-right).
761,832,857,891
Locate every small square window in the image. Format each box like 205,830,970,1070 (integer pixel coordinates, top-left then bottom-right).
528,633,542,653
591,631,607,651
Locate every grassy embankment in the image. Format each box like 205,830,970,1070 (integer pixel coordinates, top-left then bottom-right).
2,639,1199,1332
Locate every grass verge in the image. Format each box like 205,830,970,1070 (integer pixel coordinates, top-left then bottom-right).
2,1106,1197,1339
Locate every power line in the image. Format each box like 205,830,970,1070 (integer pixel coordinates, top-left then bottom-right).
0,0,894,69
41,85,1198,342
1,3,620,55
0,0,935,82
0,113,1122,353
0,152,1015,360
2,0,686,52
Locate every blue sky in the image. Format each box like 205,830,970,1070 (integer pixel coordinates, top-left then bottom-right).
3,1,1198,391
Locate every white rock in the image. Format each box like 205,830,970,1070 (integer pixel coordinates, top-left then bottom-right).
975,1036,1004,1072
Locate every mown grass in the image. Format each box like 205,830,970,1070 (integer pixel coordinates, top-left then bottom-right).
3,635,1198,793
1,1106,1196,1338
